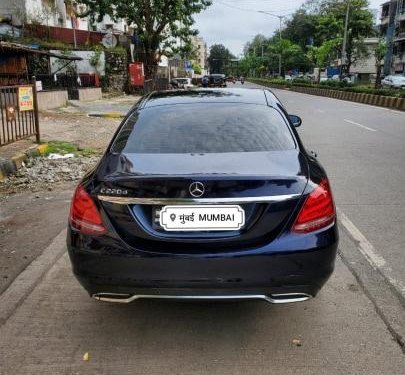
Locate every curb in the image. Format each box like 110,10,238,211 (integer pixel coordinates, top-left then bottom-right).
87,112,124,119
0,143,49,181
0,229,67,326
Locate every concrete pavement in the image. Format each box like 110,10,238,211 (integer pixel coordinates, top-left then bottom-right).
0,250,404,375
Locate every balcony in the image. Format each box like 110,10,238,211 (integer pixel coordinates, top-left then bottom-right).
395,30,405,41
380,16,389,25
393,55,405,64
398,12,405,22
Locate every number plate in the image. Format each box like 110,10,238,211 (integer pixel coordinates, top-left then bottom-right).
159,205,245,232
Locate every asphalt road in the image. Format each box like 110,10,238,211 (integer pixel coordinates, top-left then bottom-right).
0,85,404,374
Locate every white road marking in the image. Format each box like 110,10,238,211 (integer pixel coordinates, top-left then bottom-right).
337,208,405,295
344,119,377,132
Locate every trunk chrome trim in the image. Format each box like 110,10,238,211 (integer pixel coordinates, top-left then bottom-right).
97,194,301,205
92,293,312,304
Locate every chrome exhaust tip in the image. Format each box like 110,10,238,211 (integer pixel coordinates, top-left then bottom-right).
92,292,312,304
265,293,312,304
92,293,135,303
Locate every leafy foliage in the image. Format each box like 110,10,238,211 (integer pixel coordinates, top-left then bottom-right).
207,44,235,74
374,39,387,88
74,0,212,77
241,0,375,77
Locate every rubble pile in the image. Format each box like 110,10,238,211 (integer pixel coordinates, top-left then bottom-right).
0,155,100,194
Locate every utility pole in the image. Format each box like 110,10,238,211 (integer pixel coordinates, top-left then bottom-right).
278,16,282,77
258,11,284,77
341,0,350,77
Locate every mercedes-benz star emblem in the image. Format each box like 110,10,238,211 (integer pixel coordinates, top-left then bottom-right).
189,182,205,198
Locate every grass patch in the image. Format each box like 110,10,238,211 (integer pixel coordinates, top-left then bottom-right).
45,141,96,157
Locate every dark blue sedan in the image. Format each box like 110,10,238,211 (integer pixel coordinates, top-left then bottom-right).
67,88,338,304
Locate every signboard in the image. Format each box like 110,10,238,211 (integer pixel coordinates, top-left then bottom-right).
102,32,117,49
36,81,43,92
18,86,34,111
184,60,192,71
5,105,16,122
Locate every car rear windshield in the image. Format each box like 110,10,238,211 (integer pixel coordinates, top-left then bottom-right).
112,103,295,154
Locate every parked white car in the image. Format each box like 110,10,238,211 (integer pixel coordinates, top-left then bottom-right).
381,75,405,89
174,78,194,89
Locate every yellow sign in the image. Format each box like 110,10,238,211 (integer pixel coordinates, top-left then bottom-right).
18,86,34,111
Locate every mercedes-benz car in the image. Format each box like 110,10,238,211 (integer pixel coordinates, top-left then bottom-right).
67,88,338,304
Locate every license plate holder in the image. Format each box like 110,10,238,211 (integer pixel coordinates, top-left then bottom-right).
159,205,245,232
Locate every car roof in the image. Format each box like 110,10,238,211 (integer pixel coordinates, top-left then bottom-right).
142,88,279,109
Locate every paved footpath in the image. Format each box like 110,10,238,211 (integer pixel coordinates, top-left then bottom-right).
0,247,404,375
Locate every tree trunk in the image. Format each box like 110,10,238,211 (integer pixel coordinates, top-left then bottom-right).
375,62,382,89
139,40,159,80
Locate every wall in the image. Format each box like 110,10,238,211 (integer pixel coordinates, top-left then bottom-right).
50,50,106,75
78,88,102,101
37,90,68,110
0,0,25,24
350,38,379,75
25,24,105,46
104,50,128,92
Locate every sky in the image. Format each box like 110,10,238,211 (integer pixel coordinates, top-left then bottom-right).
194,0,384,56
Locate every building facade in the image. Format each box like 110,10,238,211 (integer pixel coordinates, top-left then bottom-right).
191,35,208,75
380,0,405,74
349,37,380,81
0,0,128,33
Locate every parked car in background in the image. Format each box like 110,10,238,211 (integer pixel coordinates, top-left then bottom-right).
0,24,21,37
209,74,227,87
173,78,194,89
202,75,209,87
381,75,405,89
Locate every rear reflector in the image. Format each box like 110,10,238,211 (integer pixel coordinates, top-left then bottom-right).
70,185,107,235
292,178,335,233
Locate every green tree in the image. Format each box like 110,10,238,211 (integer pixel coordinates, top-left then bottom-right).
374,39,387,88
192,63,202,75
74,0,212,78
316,0,374,74
283,10,319,50
208,44,235,74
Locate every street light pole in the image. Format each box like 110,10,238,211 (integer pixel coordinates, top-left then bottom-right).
341,0,350,77
278,16,282,77
258,11,284,77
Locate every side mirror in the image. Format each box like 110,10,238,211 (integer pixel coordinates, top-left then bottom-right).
289,114,302,127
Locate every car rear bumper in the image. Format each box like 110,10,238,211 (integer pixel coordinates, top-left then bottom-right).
67,225,338,303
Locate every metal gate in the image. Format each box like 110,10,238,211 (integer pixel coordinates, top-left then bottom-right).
0,84,40,146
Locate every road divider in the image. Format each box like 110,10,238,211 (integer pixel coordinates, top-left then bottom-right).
248,79,405,111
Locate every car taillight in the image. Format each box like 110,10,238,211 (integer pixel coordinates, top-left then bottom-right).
69,185,107,235
292,178,335,234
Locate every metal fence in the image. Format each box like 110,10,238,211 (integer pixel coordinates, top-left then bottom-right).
0,85,39,147
143,77,169,94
